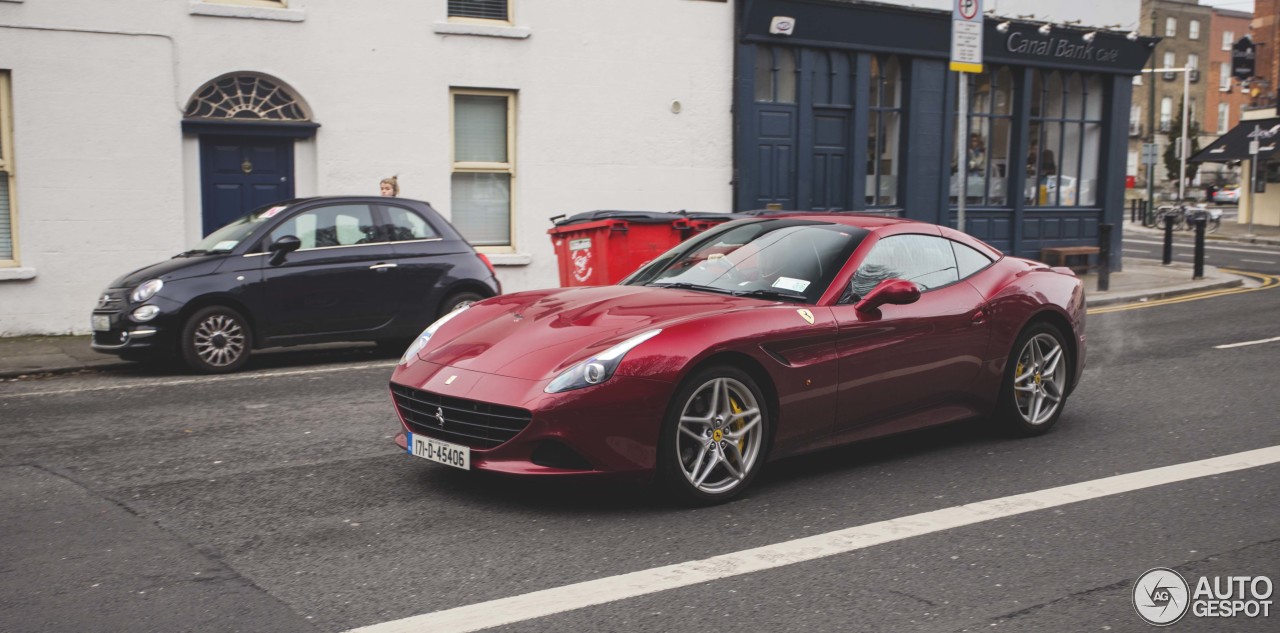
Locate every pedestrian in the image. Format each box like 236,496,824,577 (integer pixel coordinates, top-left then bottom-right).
380,175,399,197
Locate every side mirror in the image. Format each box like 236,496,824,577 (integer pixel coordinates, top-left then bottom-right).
268,235,302,265
855,279,920,312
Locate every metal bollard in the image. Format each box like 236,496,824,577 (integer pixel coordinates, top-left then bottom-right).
1193,217,1206,280
1098,223,1112,292
1162,214,1174,265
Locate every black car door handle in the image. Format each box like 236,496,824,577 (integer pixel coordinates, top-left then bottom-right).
369,263,397,272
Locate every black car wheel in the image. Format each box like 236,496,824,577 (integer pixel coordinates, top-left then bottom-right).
439,291,484,319
995,322,1071,436
181,306,252,374
659,365,771,505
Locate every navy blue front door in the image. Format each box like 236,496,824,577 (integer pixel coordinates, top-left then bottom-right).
200,136,294,235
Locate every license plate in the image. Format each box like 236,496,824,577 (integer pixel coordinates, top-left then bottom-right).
92,315,111,331
407,432,470,470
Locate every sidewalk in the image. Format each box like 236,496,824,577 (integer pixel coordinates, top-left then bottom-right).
0,256,1250,379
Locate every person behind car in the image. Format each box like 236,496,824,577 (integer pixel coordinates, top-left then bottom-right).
380,175,399,197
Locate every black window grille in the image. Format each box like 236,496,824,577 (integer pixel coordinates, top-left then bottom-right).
449,0,508,21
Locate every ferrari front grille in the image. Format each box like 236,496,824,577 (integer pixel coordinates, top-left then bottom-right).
391,383,532,450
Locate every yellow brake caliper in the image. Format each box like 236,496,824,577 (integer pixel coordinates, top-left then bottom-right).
730,396,746,451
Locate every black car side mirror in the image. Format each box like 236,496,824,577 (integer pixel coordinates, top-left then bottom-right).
268,235,302,265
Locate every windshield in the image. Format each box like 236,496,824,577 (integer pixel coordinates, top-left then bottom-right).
187,202,292,255
622,219,868,303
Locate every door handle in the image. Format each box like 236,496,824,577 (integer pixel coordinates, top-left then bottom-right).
369,263,397,272
970,309,987,325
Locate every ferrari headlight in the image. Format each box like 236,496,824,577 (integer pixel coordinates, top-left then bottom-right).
400,305,470,365
545,329,662,393
131,279,163,303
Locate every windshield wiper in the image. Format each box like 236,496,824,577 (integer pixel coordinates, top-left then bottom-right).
174,249,209,258
733,288,808,302
649,282,735,295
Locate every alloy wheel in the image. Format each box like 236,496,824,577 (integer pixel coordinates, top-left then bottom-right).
193,313,246,368
1011,333,1066,426
675,376,764,495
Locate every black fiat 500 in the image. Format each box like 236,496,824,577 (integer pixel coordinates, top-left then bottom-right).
91,196,501,373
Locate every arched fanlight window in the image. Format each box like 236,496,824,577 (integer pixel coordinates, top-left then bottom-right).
184,73,311,121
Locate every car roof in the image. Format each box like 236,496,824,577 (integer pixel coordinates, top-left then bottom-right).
288,195,434,205
746,212,922,231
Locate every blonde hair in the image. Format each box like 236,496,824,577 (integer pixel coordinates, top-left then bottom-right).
380,175,399,196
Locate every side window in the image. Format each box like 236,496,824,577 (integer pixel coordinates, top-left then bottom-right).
383,206,441,241
269,204,380,250
952,240,994,279
851,234,959,297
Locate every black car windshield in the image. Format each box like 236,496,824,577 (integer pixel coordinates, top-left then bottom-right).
188,203,292,254
623,219,868,303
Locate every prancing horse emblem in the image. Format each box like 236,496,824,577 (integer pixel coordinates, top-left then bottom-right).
797,309,815,325
434,406,445,427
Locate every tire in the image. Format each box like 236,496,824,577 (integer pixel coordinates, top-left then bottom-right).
658,365,771,505
374,339,411,357
180,306,252,374
438,291,484,319
995,322,1071,437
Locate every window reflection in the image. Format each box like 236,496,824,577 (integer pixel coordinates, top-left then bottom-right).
951,67,1013,207
866,56,902,206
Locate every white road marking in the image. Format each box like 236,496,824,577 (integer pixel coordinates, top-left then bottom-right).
1124,249,1151,254
0,362,397,398
1241,259,1277,265
345,446,1280,633
1123,238,1280,255
1214,336,1280,349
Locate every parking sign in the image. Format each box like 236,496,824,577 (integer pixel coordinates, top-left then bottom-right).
951,0,984,73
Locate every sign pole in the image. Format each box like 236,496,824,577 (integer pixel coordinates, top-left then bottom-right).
957,76,968,232
1248,125,1259,236
950,0,983,234
1178,64,1190,202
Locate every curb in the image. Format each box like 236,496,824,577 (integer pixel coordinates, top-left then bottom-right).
1122,224,1280,246
1085,277,1244,308
0,361,132,381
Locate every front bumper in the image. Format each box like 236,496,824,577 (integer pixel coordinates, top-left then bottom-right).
90,290,179,355
390,360,675,478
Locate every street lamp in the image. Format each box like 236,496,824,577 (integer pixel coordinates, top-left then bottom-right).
1140,62,1194,202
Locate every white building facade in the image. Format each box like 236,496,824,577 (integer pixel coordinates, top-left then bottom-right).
0,0,735,335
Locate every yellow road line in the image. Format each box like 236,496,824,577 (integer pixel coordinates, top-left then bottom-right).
1087,269,1280,314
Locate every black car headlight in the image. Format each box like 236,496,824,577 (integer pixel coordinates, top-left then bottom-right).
400,305,470,366
545,329,662,393
131,279,163,302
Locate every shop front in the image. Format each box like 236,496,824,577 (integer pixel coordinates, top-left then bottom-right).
733,0,1156,260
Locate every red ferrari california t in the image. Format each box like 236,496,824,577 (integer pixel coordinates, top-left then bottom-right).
390,215,1085,504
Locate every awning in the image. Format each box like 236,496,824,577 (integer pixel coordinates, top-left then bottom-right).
1190,117,1280,163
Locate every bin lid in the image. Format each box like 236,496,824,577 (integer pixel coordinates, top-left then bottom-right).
550,210,745,226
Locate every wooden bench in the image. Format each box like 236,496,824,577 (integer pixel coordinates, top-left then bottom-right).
1039,246,1100,274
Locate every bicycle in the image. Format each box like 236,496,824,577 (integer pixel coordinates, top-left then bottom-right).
1151,204,1188,231
1184,205,1221,234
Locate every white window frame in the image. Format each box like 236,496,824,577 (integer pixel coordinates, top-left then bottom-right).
1220,62,1232,91
1165,17,1177,38
450,88,516,252
1223,30,1235,51
1160,97,1173,131
1217,102,1230,133
0,71,18,268
1189,20,1200,40
447,0,513,26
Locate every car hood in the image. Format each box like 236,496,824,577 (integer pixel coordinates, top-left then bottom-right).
108,255,229,288
418,285,768,380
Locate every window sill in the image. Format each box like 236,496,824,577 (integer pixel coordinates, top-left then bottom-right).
189,1,306,22
0,267,36,281
432,21,531,39
487,253,532,266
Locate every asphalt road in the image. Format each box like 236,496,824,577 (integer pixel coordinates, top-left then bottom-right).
1123,227,1280,276
1,282,1278,633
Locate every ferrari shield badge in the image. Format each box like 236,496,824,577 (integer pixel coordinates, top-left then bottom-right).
797,309,815,325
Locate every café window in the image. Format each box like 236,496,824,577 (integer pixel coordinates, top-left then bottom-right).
1026,71,1102,207
754,46,797,104
866,55,903,207
951,67,1013,207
